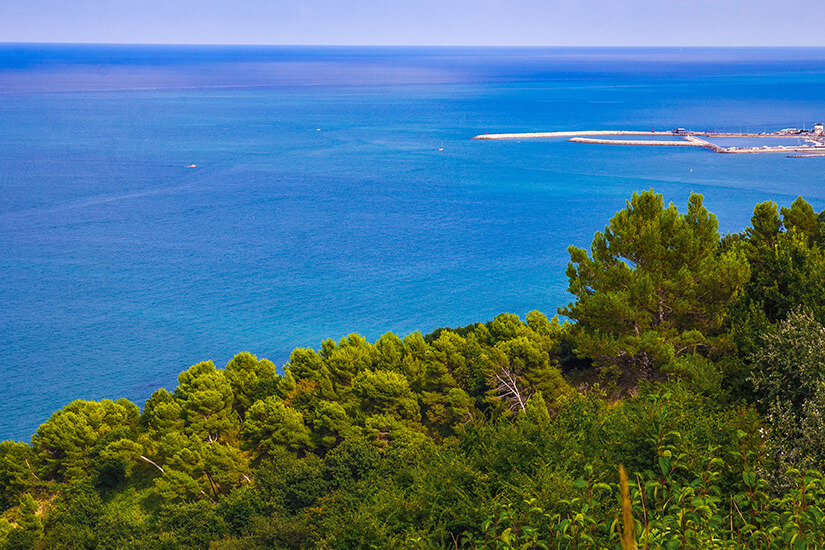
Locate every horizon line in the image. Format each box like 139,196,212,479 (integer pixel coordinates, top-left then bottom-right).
4,41,825,49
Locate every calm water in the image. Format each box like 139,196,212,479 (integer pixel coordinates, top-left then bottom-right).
2,45,825,441
706,137,815,148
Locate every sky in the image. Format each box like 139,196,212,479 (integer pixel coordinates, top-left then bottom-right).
2,0,825,47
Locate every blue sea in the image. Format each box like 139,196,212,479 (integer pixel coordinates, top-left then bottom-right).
2,45,825,441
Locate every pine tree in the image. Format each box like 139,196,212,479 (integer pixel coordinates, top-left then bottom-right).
560,190,750,379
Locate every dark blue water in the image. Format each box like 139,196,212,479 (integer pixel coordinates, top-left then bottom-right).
2,45,825,441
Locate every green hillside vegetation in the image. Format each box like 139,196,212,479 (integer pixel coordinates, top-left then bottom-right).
2,190,825,549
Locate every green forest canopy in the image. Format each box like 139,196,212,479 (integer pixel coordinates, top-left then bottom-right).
2,190,825,549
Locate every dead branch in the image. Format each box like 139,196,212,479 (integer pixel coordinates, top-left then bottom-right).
492,367,529,412
140,455,166,474
24,458,39,480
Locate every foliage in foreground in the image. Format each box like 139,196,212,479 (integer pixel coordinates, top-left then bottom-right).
1,191,825,549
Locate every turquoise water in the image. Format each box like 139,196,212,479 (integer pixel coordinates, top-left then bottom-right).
2,46,825,441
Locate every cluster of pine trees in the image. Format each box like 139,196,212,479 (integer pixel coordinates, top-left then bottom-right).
1,190,825,549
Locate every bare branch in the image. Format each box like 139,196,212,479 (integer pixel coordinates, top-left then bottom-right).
140,455,166,474
24,459,39,480
492,367,530,412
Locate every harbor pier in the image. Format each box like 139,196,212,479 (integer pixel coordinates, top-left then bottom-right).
473,127,825,155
